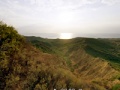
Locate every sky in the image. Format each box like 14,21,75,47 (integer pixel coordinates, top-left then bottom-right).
0,0,120,38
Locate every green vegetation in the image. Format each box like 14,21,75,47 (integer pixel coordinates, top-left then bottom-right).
83,38,120,70
30,40,55,54
0,22,82,90
0,22,25,89
112,84,120,90
1,22,120,90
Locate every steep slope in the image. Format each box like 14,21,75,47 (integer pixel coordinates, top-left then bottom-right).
1,22,120,90
84,38,120,70
27,36,120,90
0,22,82,90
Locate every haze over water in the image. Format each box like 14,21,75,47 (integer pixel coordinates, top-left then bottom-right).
0,0,120,38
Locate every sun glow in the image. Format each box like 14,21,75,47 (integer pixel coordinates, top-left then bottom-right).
55,11,75,29
60,33,73,39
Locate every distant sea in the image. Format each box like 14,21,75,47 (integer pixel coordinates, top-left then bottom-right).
20,33,120,39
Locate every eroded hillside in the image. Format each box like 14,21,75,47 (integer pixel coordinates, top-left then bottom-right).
0,22,82,90
1,22,120,90
26,36,120,90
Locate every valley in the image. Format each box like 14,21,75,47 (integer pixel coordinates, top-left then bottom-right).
1,22,120,90
26,36,120,90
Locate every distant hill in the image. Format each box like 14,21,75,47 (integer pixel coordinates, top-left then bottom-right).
26,36,120,70
26,36,120,89
1,22,120,90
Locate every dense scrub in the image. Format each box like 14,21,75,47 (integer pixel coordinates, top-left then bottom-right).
0,22,82,90
27,36,120,90
1,22,120,90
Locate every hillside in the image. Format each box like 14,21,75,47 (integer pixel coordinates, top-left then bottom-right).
26,36,120,90
0,22,82,90
1,22,120,90
26,36,120,70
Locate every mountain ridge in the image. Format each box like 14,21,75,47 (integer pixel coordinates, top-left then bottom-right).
26,36,120,89
1,22,120,90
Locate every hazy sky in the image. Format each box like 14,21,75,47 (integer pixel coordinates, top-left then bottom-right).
0,0,120,38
